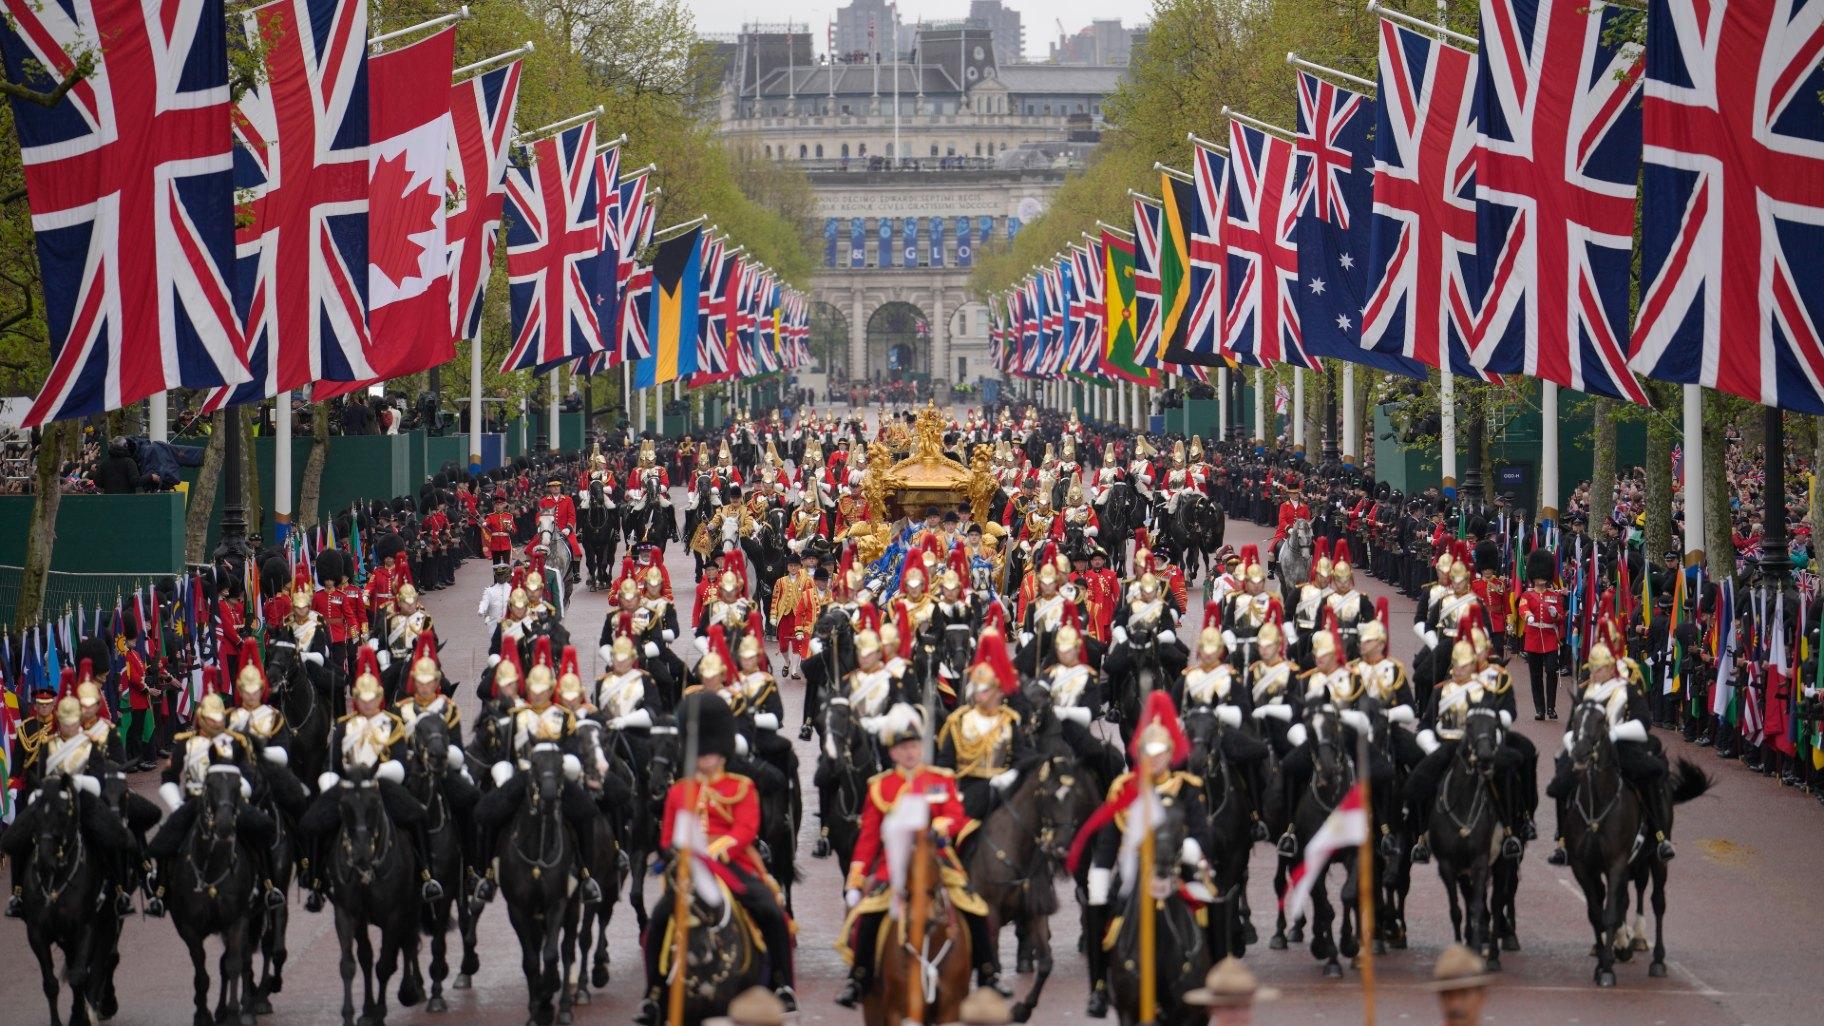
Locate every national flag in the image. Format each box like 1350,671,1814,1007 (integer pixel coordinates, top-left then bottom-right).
1284,781,1368,922
0,0,250,426
1627,0,1824,413
1076,241,1108,374
1467,0,1648,402
1225,120,1314,369
501,119,606,372
1361,19,1495,382
317,26,457,399
447,59,523,341
1292,72,1426,379
691,236,733,385
634,226,703,388
1159,173,1194,362
218,0,372,407
586,143,622,372
613,170,654,365
1102,228,1154,384
1133,197,1164,369
1177,144,1230,367
1665,565,1686,695
1765,591,1794,756
1274,383,1290,414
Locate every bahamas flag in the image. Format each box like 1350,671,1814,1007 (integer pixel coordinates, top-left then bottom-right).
634,226,704,388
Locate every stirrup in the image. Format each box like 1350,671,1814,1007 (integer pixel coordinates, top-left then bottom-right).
774,986,798,1013
1410,840,1431,864
1085,983,1110,1019
1521,819,1539,841
144,894,166,918
1656,838,1676,862
264,885,286,910
798,723,814,742
304,889,325,913
1546,845,1568,866
5,893,23,919
421,878,444,902
1276,832,1299,859
835,977,864,1009
1501,836,1523,861
579,876,603,905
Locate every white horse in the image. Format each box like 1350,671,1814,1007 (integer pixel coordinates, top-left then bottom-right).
1276,517,1314,611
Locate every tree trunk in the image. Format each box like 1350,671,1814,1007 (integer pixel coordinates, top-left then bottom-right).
184,414,226,566
1588,398,1617,528
14,421,72,632
1811,416,1824,540
242,408,262,547
297,406,329,532
1703,390,1735,581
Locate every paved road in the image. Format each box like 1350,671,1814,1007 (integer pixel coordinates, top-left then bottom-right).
3,403,1818,1026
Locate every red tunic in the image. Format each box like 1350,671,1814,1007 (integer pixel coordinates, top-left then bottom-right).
846,766,975,888
1516,587,1564,655
660,772,765,877
483,512,516,554
1271,500,1312,549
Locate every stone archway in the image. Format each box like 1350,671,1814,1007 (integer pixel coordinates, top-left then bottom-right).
866,301,930,382
810,301,849,381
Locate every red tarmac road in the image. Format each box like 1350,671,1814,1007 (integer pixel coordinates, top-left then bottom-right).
3,405,1818,1026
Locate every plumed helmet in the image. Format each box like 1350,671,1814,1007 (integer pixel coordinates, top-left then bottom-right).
1586,642,1616,670
195,692,228,726
55,695,83,726
236,647,267,700
353,646,385,703
967,629,1019,697
1197,626,1225,660
1359,596,1390,648
1450,639,1477,671
696,650,727,684
610,635,637,663
1055,624,1082,655
875,702,926,747
1131,690,1189,766
396,581,419,606
1257,620,1283,652
411,633,441,686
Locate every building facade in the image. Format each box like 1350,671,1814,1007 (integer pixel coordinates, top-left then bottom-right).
717,25,1124,386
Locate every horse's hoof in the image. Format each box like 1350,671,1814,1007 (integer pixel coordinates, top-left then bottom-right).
1614,946,1635,964
574,988,591,1007
558,1012,573,1025
252,998,273,1016
1242,922,1259,945
1011,1002,1034,1023
1596,969,1617,988
269,975,283,996
1501,935,1521,953
1373,939,1387,956
1268,934,1288,951
1590,943,1603,957
427,997,447,1014
591,965,609,989
1649,961,1668,979
1631,936,1650,953
1289,925,1305,943
453,975,472,991
399,979,425,1008
1485,956,1501,973
1322,962,1344,979
1016,956,1035,974
101,994,120,1019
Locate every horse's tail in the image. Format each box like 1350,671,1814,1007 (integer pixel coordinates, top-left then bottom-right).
1668,758,1714,805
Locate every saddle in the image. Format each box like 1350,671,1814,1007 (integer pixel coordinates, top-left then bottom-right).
657,877,764,977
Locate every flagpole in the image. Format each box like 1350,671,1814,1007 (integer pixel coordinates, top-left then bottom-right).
1254,368,1266,445
1285,51,1376,91
469,339,483,472
594,133,630,154
1341,364,1357,466
1138,789,1157,1026
148,392,168,443
453,40,532,81
1152,161,1193,183
1216,367,1229,442
514,105,604,146
1365,0,1478,47
1539,380,1559,525
1186,132,1229,155
548,367,561,453
1220,106,1297,140
1292,367,1306,455
369,6,470,51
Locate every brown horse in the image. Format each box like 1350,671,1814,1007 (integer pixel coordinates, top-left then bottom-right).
863,837,975,1026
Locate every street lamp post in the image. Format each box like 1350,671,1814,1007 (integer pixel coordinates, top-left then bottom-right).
213,404,253,568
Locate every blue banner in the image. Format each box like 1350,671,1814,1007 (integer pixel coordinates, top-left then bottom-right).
902,217,919,267
930,217,946,268
878,218,894,268
824,218,838,268
849,218,865,268
955,216,972,267
1007,217,1020,240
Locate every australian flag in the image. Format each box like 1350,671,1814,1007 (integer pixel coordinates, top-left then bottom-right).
1292,72,1425,379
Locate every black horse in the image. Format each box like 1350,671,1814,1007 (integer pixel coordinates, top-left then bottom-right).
568,719,630,1008
1105,798,1211,1026
326,769,426,1026
1095,481,1141,575
1560,701,1711,987
1158,494,1223,584
966,754,1098,1023
740,506,792,633
801,604,857,741
17,773,109,1026
1275,703,1361,977
1180,706,1259,961
266,642,330,789
579,482,621,590
168,767,261,1026
498,745,582,1026
401,713,475,1012
1426,707,1506,969
813,696,879,874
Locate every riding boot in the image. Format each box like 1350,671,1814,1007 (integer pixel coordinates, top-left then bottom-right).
1645,780,1676,862
1410,832,1431,864
5,886,21,918
965,911,1008,996
143,858,167,917
1084,905,1111,1018
411,820,445,902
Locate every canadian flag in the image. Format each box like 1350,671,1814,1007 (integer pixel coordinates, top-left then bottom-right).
320,27,456,398
1282,782,1368,923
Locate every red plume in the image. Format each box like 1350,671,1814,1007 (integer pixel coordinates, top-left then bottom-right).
970,629,1020,696
1061,601,1081,630
412,631,438,671
981,601,1008,635
1128,690,1190,767
1314,537,1332,564
1203,600,1224,628
1322,606,1343,658
354,644,383,683
706,625,734,669
1334,539,1353,567
1133,526,1150,551
1374,596,1390,633
239,645,268,701
495,644,525,689
857,604,882,633
893,606,915,658
948,543,970,583
57,666,75,698
559,644,580,680
78,657,94,683
531,634,554,669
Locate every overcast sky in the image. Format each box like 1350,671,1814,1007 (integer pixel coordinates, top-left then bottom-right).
686,0,1138,61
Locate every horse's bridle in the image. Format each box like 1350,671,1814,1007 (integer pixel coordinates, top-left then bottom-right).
31,781,85,906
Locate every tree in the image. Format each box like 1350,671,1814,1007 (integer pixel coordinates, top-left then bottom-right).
184,416,226,566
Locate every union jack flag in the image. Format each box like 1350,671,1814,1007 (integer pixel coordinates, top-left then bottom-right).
591,142,620,354
223,0,371,405
1225,119,1314,369
1075,242,1107,372
728,258,756,377
1629,0,1824,413
1362,19,1496,382
1180,144,1230,366
1468,0,1647,402
1292,73,1426,379
615,171,654,363
0,0,250,425
691,235,729,383
448,60,522,341
501,119,606,372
